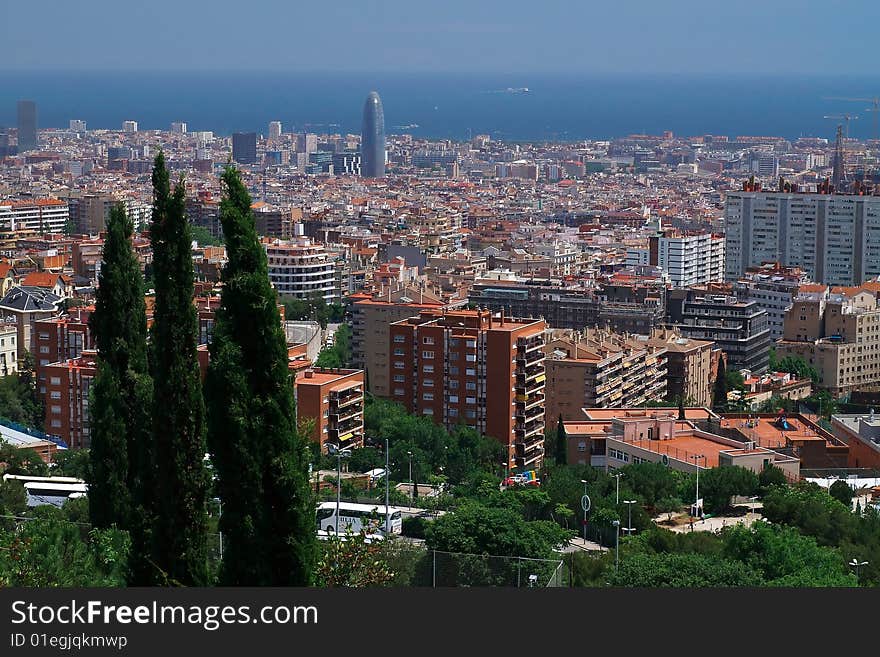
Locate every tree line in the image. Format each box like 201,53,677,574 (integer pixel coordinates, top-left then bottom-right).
86,153,315,586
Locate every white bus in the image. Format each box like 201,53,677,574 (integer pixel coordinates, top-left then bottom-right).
316,502,403,535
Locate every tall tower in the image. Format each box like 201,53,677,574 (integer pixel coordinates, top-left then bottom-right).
17,100,37,152
361,91,385,178
832,124,846,190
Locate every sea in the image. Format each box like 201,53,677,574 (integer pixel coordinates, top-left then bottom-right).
2,70,880,142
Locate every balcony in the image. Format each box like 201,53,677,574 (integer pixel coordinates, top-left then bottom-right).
517,336,544,353
516,401,544,421
332,388,364,409
516,365,544,384
516,376,545,396
515,393,544,412
515,445,544,468
516,350,545,366
331,406,362,424
334,415,363,434
515,420,545,440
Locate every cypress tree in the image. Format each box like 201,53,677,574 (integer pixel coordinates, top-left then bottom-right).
713,356,728,410
88,203,153,583
555,414,567,465
205,165,316,585
149,152,209,585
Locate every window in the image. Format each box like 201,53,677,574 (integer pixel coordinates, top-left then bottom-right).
448,395,459,403
394,348,405,356
466,382,476,390
578,442,586,453
466,368,476,376
50,405,61,414
422,351,434,359
466,340,476,348
449,408,459,417
394,388,405,396
393,374,405,382
50,391,61,400
422,408,434,415
394,334,405,343
424,378,434,387
466,396,477,405
50,419,61,428
394,361,404,369
422,392,434,401
423,337,435,345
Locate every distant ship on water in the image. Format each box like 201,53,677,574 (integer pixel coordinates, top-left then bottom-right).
485,87,530,94
394,123,420,129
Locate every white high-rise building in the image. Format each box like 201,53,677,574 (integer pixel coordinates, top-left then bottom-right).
69,119,87,132
122,120,138,133
264,235,338,302
268,121,282,140
724,190,880,286
171,121,187,134
648,231,725,288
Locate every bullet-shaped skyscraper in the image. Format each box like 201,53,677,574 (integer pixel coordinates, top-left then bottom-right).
361,91,385,178
17,100,37,153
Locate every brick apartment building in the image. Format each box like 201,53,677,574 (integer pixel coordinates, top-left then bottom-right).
389,308,547,471
43,350,97,449
295,368,365,452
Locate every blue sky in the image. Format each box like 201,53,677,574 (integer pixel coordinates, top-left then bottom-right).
2,1,878,74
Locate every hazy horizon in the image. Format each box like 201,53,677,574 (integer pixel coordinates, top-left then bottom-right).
2,1,879,75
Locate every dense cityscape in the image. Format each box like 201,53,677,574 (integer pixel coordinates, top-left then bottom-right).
0,86,879,590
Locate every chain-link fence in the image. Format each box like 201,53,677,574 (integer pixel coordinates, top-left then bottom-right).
380,543,564,587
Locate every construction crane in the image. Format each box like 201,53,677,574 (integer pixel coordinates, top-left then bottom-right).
824,96,880,141
823,113,859,140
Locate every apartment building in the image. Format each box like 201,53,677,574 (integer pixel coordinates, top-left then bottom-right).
775,285,880,396
389,309,547,470
295,368,365,452
0,323,18,376
630,230,725,288
645,328,715,407
668,292,771,372
264,236,339,303
724,190,880,286
0,199,69,235
349,284,463,398
732,263,812,340
544,329,667,421
33,306,93,397
0,286,63,362
43,350,97,449
469,275,665,333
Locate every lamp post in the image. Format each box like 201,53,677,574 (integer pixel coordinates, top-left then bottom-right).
689,454,706,517
612,472,624,505
623,499,637,535
385,438,390,534
581,479,589,542
849,558,868,583
407,450,414,500
612,520,620,571
331,446,351,534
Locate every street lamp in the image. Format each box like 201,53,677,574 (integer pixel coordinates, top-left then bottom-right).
384,438,390,534
612,520,621,571
849,558,868,583
612,472,624,505
407,450,414,500
689,454,706,517
623,500,637,535
328,445,352,534
581,479,589,542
